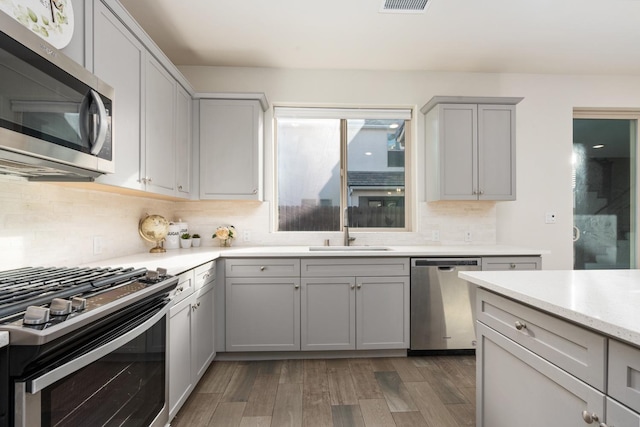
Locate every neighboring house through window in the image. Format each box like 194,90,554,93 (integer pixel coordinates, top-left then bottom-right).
275,107,411,232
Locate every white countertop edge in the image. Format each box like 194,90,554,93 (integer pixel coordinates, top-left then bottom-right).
0,331,8,348
82,244,547,276
460,270,640,348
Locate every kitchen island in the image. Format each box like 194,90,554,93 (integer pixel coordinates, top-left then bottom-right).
461,269,640,427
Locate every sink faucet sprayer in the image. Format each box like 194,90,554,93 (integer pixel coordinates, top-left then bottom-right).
344,208,356,246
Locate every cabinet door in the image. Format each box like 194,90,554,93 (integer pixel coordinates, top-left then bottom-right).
169,294,194,420
199,99,262,200
175,84,192,197
193,283,215,380
301,277,356,351
477,322,605,427
477,104,516,200
226,277,300,351
93,1,144,190
440,104,478,200
144,56,176,195
356,276,409,350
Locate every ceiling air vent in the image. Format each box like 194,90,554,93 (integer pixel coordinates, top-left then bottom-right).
380,0,430,13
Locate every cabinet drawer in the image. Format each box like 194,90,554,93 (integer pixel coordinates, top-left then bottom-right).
481,256,541,271
194,261,215,290
301,258,410,277
609,340,640,413
225,258,300,277
172,270,195,305
477,288,607,391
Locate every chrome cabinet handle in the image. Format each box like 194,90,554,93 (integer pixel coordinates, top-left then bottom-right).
260,266,266,271
351,284,355,289
178,185,183,191
479,190,484,195
252,189,258,194
176,286,184,292
356,283,362,289
510,263,517,269
515,321,527,330
294,284,300,289
582,411,599,424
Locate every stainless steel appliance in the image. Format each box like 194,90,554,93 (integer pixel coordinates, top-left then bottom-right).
0,12,114,181
0,266,178,427
410,258,481,353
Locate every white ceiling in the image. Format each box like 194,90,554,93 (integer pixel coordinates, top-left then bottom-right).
119,0,640,75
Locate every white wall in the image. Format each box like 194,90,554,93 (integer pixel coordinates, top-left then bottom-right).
181,66,640,270
3,67,639,271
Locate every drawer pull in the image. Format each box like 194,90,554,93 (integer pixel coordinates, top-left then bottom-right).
510,263,516,269
260,266,266,271
351,284,355,289
294,284,299,289
515,321,527,331
581,411,599,424
357,283,362,289
176,286,184,293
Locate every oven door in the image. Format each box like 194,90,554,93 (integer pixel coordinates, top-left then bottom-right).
14,302,168,427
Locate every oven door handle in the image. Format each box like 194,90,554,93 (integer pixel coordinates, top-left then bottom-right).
24,302,169,394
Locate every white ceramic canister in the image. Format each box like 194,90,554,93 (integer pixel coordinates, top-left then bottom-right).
164,223,181,250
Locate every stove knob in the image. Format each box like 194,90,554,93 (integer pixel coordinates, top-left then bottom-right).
50,298,72,316
157,268,167,278
145,270,159,282
71,297,87,311
23,306,50,325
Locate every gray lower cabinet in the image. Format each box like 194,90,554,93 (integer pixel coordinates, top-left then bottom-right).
477,322,605,427
225,277,301,351
169,262,216,421
477,288,640,426
300,258,410,351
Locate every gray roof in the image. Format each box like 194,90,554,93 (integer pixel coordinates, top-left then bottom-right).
347,171,404,187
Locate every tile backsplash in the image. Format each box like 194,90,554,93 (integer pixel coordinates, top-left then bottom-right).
0,176,496,270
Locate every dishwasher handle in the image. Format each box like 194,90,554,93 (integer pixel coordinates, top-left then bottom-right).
411,258,481,268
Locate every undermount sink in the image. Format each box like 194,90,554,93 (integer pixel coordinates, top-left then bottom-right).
308,246,392,251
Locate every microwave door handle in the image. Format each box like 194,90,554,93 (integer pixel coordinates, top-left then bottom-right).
89,89,108,155
79,90,108,155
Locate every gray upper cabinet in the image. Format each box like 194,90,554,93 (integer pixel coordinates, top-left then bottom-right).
422,96,522,201
143,56,176,196
92,1,144,191
198,95,268,200
175,85,192,196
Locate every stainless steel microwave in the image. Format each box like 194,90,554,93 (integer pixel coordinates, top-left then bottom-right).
0,11,114,181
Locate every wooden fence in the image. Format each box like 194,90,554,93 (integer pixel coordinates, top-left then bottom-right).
278,206,404,231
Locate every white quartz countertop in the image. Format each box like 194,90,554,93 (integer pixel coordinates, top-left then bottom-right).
85,245,546,276
460,269,640,347
0,331,8,348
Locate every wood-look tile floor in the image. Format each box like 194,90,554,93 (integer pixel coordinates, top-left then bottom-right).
171,356,475,427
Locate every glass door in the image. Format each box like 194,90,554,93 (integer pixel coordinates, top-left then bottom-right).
572,115,637,269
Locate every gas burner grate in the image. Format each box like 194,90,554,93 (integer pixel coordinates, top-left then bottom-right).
0,266,148,319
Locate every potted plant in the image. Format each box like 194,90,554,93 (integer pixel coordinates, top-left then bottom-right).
180,233,192,249
192,233,201,247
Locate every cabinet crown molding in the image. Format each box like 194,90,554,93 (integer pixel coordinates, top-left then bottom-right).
420,96,524,115
194,92,269,112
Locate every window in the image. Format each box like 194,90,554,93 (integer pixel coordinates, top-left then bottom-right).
275,107,411,232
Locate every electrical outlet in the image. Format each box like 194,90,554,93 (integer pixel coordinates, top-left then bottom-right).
242,230,251,242
545,212,557,224
464,231,472,242
93,236,104,255
432,230,440,242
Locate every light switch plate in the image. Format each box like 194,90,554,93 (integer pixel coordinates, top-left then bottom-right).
545,212,557,224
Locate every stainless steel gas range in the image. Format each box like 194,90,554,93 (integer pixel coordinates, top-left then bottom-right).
0,266,178,427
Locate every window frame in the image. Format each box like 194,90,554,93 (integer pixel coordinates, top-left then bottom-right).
274,106,413,233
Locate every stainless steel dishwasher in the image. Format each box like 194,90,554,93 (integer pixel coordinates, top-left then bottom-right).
410,258,481,352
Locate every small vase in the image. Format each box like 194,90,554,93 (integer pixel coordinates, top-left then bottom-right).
192,238,201,247
180,238,192,249
220,238,232,247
